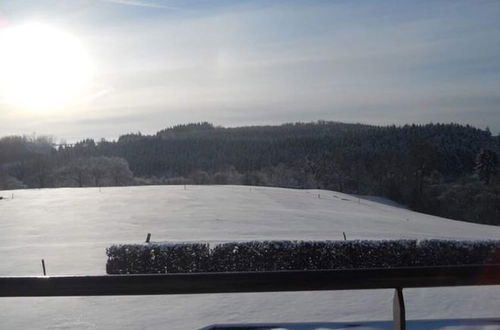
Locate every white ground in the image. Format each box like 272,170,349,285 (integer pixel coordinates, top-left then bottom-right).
0,185,499,330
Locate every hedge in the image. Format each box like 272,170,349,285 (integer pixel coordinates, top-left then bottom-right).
106,242,210,274
106,239,500,274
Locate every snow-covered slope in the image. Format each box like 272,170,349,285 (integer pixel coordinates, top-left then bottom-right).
0,185,499,329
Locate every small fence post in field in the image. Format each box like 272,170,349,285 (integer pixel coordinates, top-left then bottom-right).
41,259,46,276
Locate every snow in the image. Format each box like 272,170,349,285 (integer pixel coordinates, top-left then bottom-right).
0,185,499,329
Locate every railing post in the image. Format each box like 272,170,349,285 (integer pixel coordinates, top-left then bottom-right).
393,287,405,330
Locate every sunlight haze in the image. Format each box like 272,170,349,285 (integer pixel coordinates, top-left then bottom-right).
0,0,499,140
0,22,93,114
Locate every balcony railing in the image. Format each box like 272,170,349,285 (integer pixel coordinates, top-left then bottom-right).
1,264,499,330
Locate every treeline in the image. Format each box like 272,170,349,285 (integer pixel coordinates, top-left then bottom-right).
0,136,134,189
0,121,499,225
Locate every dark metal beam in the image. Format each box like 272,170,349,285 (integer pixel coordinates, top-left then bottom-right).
393,288,405,330
1,264,499,297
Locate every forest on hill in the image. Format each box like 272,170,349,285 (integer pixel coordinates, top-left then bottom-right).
0,121,499,225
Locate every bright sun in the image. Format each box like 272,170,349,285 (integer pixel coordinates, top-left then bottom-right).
0,23,93,113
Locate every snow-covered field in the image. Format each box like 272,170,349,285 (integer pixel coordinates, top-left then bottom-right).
0,185,499,329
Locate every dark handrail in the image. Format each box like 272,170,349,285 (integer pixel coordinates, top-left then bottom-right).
1,264,499,297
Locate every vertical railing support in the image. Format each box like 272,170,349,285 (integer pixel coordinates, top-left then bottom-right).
393,287,405,330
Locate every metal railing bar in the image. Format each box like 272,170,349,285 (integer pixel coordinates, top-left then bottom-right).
1,264,499,297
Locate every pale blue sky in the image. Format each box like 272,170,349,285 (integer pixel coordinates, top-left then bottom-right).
0,0,499,140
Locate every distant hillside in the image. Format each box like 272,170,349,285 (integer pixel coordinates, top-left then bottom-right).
113,122,498,178
1,121,499,225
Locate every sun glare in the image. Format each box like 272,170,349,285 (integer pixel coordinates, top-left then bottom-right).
0,23,93,113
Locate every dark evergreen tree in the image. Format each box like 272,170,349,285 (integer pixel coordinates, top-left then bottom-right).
475,149,498,184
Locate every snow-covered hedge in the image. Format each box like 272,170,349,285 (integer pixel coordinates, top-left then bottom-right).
414,239,499,266
209,240,418,272
106,242,210,274
106,239,499,274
